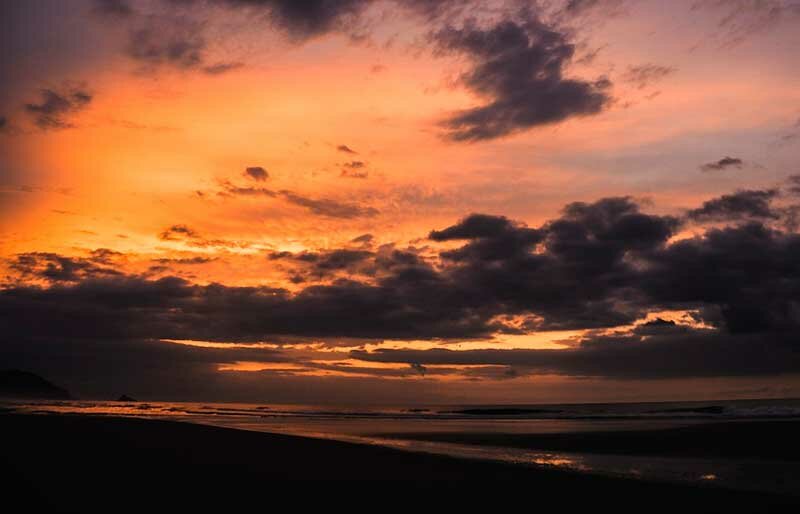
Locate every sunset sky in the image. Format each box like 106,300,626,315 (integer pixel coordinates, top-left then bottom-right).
2,0,800,404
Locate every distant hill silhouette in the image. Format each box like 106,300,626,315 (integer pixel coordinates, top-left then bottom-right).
116,395,137,402
0,370,70,399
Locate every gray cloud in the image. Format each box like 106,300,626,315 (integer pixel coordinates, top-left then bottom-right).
621,63,676,89
92,0,134,18
692,0,800,48
213,0,372,41
341,160,368,178
4,189,800,385
151,256,216,265
351,330,800,379
700,156,744,172
432,16,611,141
126,16,207,70
159,224,201,240
278,190,379,218
687,189,779,222
217,180,379,218
7,252,123,283
24,86,92,130
787,175,800,195
86,0,616,144
202,61,245,75
158,224,251,248
244,166,269,181
337,144,358,154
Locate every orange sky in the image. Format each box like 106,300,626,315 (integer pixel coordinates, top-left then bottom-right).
1,0,800,403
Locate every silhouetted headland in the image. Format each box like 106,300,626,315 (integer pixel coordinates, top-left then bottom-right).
0,370,70,399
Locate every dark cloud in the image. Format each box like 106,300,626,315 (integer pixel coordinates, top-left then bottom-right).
90,2,245,74
409,362,427,375
563,0,603,14
700,156,744,172
88,0,616,116
692,0,800,48
337,144,358,154
3,195,678,341
24,86,92,130
340,160,368,178
575,44,606,65
398,0,472,20
202,61,245,75
351,329,800,379
269,248,374,280
216,180,378,218
127,16,207,70
430,213,524,241
212,0,372,41
428,198,680,331
0,273,485,341
0,335,444,403
7,252,123,283
4,190,800,383
269,249,374,276
160,224,201,240
432,17,611,141
278,190,379,218
158,224,251,248
244,166,269,181
88,248,126,265
560,0,627,17
219,180,277,197
638,221,800,334
340,171,368,179
178,0,475,43
687,189,779,222
151,256,216,265
269,245,427,284
621,63,676,89
786,175,800,195
90,0,378,75
351,233,374,245
92,0,134,18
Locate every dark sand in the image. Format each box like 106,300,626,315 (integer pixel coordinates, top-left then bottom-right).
376,420,800,461
2,414,798,512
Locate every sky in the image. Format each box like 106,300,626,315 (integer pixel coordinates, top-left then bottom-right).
1,0,800,405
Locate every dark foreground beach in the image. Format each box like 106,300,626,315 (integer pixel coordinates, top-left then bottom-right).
2,414,798,512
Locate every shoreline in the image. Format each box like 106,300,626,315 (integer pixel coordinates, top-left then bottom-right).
373,419,800,461
2,413,799,511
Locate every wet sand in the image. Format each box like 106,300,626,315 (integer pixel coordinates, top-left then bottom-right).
375,420,800,461
2,414,797,511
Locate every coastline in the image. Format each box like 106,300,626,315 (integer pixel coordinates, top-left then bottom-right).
373,419,800,461
2,413,799,511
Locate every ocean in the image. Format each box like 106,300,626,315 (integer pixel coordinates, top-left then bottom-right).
4,397,800,494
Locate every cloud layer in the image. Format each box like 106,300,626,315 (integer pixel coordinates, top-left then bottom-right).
3,187,799,387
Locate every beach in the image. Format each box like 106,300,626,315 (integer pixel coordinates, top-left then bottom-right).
374,419,800,461
2,413,798,512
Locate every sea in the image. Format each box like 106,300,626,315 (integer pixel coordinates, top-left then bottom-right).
3,397,800,495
